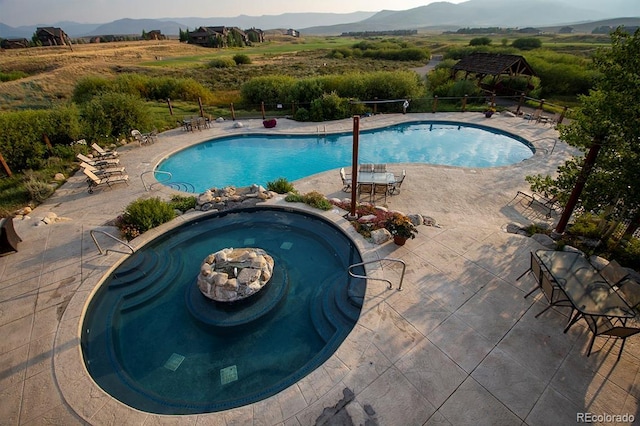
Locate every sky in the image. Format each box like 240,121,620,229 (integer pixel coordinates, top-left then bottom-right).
0,0,468,27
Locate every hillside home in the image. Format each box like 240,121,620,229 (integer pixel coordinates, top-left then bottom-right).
188,26,248,47
35,27,70,46
144,30,166,41
1,38,29,49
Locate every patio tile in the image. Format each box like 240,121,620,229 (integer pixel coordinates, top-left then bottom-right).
371,302,424,364
356,366,436,425
0,315,33,354
396,337,468,408
471,347,548,419
527,385,585,425
427,313,495,373
439,377,522,425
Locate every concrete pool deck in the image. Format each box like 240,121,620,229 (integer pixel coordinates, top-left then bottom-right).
1,112,639,425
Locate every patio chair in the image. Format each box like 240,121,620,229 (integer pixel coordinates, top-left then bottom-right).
91,143,118,159
339,167,352,192
373,163,387,173
131,129,151,145
389,170,406,195
76,153,120,168
359,164,374,173
616,278,640,310
373,183,389,203
357,183,373,202
599,260,630,287
79,162,126,176
83,168,129,194
582,315,640,359
533,269,574,318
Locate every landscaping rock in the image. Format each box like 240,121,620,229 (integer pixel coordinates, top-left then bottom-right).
370,228,391,244
531,233,556,249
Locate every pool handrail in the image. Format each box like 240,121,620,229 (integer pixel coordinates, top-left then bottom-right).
90,229,135,255
348,257,406,291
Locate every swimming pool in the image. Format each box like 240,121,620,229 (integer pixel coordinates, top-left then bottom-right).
81,207,366,414
156,121,534,192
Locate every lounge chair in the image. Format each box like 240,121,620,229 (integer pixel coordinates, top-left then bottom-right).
340,167,352,192
79,162,126,176
76,153,120,168
83,168,129,193
512,191,562,219
91,143,118,159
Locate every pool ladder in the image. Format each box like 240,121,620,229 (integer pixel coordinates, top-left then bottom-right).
348,258,406,291
90,230,135,255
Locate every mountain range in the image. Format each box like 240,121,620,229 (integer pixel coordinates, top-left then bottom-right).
1,0,639,39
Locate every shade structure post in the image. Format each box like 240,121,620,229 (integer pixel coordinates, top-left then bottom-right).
349,116,360,219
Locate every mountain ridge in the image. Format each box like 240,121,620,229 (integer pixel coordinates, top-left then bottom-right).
1,1,638,39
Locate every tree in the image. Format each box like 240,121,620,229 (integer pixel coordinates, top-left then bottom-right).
526,28,640,234
469,37,491,46
512,37,541,50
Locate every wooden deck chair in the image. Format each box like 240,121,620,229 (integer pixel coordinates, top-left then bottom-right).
79,162,126,176
83,168,129,193
91,142,118,158
76,153,120,168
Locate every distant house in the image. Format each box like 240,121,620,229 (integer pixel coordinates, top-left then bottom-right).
559,26,573,34
144,30,166,41
286,29,300,38
35,27,70,46
188,26,248,48
1,38,30,49
245,28,264,44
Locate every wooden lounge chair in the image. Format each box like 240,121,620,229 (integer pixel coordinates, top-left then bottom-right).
79,162,126,176
91,142,118,159
76,153,120,168
83,168,129,193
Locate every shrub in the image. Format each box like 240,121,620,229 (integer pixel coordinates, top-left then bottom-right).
233,54,251,65
168,195,197,212
470,37,492,46
266,177,295,194
567,213,602,239
310,92,351,121
286,191,332,210
512,37,542,50
23,173,54,203
81,92,151,141
117,197,176,240
209,58,236,68
293,107,310,122
301,191,333,210
612,237,640,270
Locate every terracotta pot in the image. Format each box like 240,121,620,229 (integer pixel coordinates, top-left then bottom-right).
393,235,407,246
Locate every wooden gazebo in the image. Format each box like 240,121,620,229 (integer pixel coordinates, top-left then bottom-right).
452,53,537,94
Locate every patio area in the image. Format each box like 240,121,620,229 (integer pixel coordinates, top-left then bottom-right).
1,112,638,425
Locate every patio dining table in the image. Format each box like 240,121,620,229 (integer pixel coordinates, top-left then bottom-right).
535,250,635,327
357,172,395,185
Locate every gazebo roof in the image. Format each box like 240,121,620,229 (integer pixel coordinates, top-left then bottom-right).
452,53,536,78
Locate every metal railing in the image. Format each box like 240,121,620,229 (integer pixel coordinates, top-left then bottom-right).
141,170,196,193
530,137,559,156
348,257,407,291
90,230,135,255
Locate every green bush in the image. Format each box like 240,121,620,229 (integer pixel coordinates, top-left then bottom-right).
0,70,28,82
233,54,251,65
470,37,492,46
22,173,54,203
302,191,333,210
81,92,151,140
240,75,297,105
568,213,602,239
293,107,310,122
512,37,542,50
72,76,114,104
209,58,237,68
266,177,295,194
117,197,176,240
612,237,640,270
310,92,351,121
168,195,197,211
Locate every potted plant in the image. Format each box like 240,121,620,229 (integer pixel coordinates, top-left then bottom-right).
385,212,418,245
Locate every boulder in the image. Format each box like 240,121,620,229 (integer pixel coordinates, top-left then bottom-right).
531,233,556,249
371,228,391,244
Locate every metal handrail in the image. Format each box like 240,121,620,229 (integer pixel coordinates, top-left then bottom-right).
90,230,135,255
141,170,173,191
348,257,407,291
530,137,559,156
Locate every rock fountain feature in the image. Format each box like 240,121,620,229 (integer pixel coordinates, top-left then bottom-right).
197,247,274,302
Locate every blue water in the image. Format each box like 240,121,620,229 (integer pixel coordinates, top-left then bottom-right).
157,121,534,192
81,207,366,414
